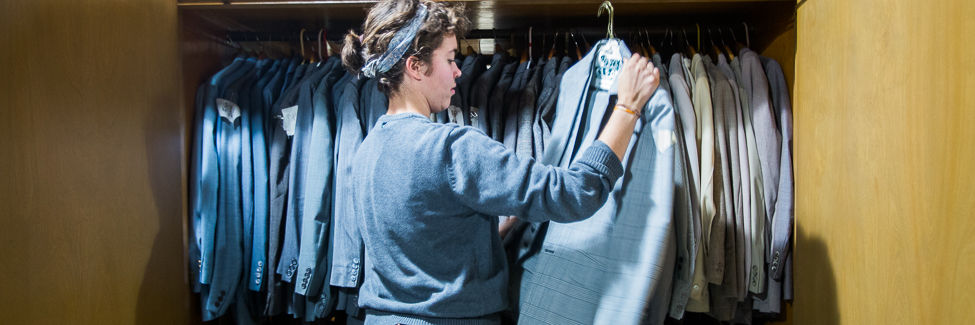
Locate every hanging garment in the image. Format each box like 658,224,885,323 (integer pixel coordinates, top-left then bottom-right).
503,61,531,151
684,52,714,314
705,54,742,322
516,39,676,325
753,56,794,315
470,52,508,135
462,54,487,125
516,63,543,158
667,53,702,320
732,52,765,296
489,62,518,142
739,48,775,294
533,56,571,158
194,54,246,297
206,56,257,318
715,55,748,301
329,75,369,304
292,58,346,321
247,59,281,293
729,54,755,301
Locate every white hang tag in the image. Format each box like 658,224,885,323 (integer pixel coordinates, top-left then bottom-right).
593,41,623,91
216,98,241,123
280,105,299,137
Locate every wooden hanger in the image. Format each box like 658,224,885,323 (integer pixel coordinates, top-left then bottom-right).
547,30,558,60
319,29,328,62
682,27,697,56
708,27,723,60
718,27,735,60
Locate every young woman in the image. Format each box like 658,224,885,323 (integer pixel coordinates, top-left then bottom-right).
342,0,660,323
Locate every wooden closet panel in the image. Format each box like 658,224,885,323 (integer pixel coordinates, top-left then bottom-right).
0,0,196,324
795,0,975,323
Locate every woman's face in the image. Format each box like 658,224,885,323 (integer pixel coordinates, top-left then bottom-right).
420,34,462,113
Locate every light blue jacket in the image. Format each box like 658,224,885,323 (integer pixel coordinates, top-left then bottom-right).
515,39,677,325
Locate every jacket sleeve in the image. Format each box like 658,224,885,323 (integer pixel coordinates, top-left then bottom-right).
445,127,624,223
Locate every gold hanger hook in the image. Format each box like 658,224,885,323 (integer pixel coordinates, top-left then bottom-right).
597,1,615,39
299,29,307,58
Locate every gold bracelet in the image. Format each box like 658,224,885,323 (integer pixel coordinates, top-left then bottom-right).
615,105,640,118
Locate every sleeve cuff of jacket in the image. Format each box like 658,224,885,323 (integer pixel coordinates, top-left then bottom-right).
578,140,624,182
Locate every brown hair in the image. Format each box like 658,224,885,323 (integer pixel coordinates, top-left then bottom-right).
342,0,470,96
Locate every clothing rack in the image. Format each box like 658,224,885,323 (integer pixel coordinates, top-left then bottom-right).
225,24,753,50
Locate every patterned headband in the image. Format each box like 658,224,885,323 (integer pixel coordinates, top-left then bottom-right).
361,3,429,78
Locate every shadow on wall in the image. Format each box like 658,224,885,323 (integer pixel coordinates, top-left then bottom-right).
792,223,838,325
135,92,200,325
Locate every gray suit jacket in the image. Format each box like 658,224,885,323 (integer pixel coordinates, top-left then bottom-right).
667,53,705,318
516,64,542,158
515,39,676,325
503,61,530,151
752,56,794,315
716,56,749,301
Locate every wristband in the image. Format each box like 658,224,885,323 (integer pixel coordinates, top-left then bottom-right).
615,104,640,118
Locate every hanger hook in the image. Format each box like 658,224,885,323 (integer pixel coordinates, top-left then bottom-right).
742,22,750,48
660,27,669,48
707,27,716,47
551,30,560,51
226,34,238,49
597,1,615,39
299,29,307,58
718,27,727,46
681,27,690,46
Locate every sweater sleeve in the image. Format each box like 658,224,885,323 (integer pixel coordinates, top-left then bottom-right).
445,127,624,223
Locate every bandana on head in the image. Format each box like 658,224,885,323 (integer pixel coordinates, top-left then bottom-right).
361,3,429,78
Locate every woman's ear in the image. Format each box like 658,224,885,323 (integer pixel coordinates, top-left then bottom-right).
404,56,425,81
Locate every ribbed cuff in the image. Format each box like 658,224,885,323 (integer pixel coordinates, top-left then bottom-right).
578,140,625,182
364,309,500,325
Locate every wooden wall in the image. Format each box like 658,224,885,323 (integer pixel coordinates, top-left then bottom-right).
0,0,196,323
794,0,975,323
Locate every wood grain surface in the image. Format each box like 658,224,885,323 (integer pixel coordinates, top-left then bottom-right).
794,0,975,323
0,0,196,323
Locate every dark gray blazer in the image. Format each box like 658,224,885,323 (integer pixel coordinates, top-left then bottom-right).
489,62,518,142
470,53,508,136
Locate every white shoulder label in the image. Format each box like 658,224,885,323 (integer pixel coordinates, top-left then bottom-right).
281,105,298,136
216,98,241,123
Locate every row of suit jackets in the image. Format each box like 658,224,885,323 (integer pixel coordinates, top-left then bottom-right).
189,41,792,325
191,53,368,323
665,48,795,323
189,49,577,323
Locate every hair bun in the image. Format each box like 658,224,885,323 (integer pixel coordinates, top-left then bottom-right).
342,30,365,74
